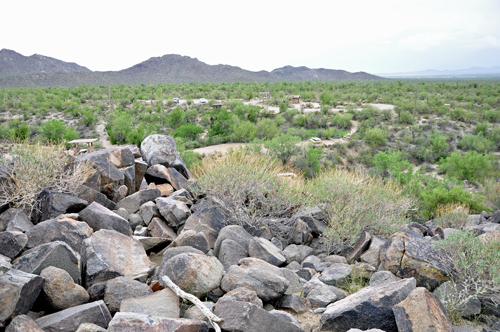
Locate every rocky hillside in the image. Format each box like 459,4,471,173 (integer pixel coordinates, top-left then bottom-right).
0,136,498,331
0,49,91,77
0,52,382,88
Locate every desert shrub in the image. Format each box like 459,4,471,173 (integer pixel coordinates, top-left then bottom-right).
167,108,186,129
458,134,495,153
398,111,414,124
41,119,79,143
232,121,257,142
438,151,492,183
373,149,413,185
322,127,347,139
0,142,90,216
434,231,500,321
173,124,203,141
479,178,500,210
294,145,323,178
9,123,30,141
306,167,416,252
475,122,488,135
293,114,308,127
263,134,300,164
433,203,470,229
256,118,280,140
430,132,450,160
364,127,388,147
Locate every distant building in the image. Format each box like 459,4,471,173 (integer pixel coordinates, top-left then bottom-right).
212,103,223,109
259,92,270,100
291,95,301,104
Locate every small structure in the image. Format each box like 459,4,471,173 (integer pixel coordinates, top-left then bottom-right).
291,95,301,104
68,138,98,149
309,137,322,145
212,103,223,109
259,92,270,100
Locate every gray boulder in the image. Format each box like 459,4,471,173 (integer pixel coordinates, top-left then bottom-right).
0,231,28,259
84,229,151,287
183,206,226,248
0,266,44,328
120,165,136,195
360,236,385,267
134,236,170,251
275,267,302,294
155,197,191,228
120,288,179,318
277,293,311,313
159,253,224,298
107,312,209,332
369,271,401,287
282,244,314,264
218,238,248,271
5,314,44,332
35,300,112,332
145,164,180,189
134,158,148,192
13,241,82,284
0,208,34,232
40,266,89,311
75,323,107,332
172,230,210,253
307,284,339,307
220,265,289,302
79,202,131,236
345,231,372,261
248,237,286,266
25,217,93,254
139,201,159,226
117,188,161,215
104,277,152,314
74,185,116,211
214,225,254,257
219,287,263,308
184,301,213,322
319,263,353,286
320,278,416,332
140,134,177,167
35,190,88,223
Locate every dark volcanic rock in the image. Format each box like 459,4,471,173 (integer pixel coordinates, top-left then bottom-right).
218,238,248,271
214,225,254,257
119,288,180,318
117,188,161,215
140,135,177,167
5,314,44,332
79,202,131,236
0,231,28,259
0,208,34,232
107,312,209,332
104,277,152,314
74,185,116,210
40,266,89,311
35,190,88,223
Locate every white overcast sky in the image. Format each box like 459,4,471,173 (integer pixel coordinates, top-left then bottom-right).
2,0,500,74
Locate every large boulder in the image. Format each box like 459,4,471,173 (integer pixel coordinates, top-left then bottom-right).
83,229,151,287
172,230,210,253
25,217,93,254
35,300,112,332
87,157,124,198
277,293,311,313
159,252,224,298
79,202,131,236
218,239,248,271
393,287,453,332
147,217,177,240
5,314,44,332
220,287,263,308
214,225,254,257
103,277,152,314
214,298,305,332
116,188,161,215
13,241,82,284
320,278,416,332
0,231,27,259
248,237,286,266
140,134,177,167
155,197,191,228
107,312,209,332
35,191,88,224
154,246,204,280
319,263,353,286
183,206,226,247
134,159,148,192
360,236,385,267
282,244,314,264
220,265,289,302
74,185,116,211
120,288,179,318
40,266,89,311
0,266,44,328
0,208,34,232
380,232,453,291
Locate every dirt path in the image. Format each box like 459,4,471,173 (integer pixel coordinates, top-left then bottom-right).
95,123,116,149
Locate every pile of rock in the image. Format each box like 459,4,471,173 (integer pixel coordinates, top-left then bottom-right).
0,134,499,332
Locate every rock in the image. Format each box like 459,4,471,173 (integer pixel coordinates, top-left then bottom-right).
84,229,151,287
172,230,210,253
290,218,313,245
79,202,131,236
107,312,209,332
75,323,107,332
360,236,385,267
277,293,311,313
40,266,89,311
325,255,348,264
220,265,289,302
220,287,263,308
286,261,302,271
120,288,179,318
346,231,371,262
218,239,248,271
35,191,88,223
292,209,327,237
145,164,179,188
149,183,175,196
88,157,124,198
0,231,28,259
302,255,326,271
160,252,224,298
139,201,160,226
0,266,44,328
113,186,129,202
140,134,177,167
155,197,191,228
214,225,254,257
87,282,106,302
104,277,152,314
319,263,353,286
166,167,189,190
127,214,143,229
183,206,226,247
120,165,136,195
0,253,12,267
35,300,112,332
443,228,460,240
81,168,101,192
238,257,279,271
369,271,401,287
5,314,44,332
393,287,453,332
184,301,213,322
248,237,286,266
282,244,314,264
296,267,316,281
214,298,305,332
307,284,339,307
134,236,170,251
74,185,116,211
25,217,93,255
353,262,377,279
379,232,453,291
13,241,82,284
478,230,500,245
434,281,482,318
117,188,161,215
134,158,148,192
320,278,416,332
0,208,34,232
275,268,302,294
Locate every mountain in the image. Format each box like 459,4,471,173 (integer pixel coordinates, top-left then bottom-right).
0,52,382,88
271,65,378,81
378,66,500,78
0,49,91,77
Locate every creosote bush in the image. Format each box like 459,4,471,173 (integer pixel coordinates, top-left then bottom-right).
0,141,90,217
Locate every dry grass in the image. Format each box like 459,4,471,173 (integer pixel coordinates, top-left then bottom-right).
434,203,471,229
0,141,91,217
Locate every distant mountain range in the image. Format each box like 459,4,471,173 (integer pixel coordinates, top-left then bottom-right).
0,49,381,87
378,66,500,78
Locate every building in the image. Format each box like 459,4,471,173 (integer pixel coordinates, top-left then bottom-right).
291,95,301,104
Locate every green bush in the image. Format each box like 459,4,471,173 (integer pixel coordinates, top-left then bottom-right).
458,134,495,153
256,118,280,140
294,145,322,178
373,149,413,185
398,111,414,124
475,122,488,135
263,134,300,164
430,132,449,160
364,127,388,147
41,119,79,143
232,121,257,142
438,151,492,183
167,109,186,129
173,124,203,141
